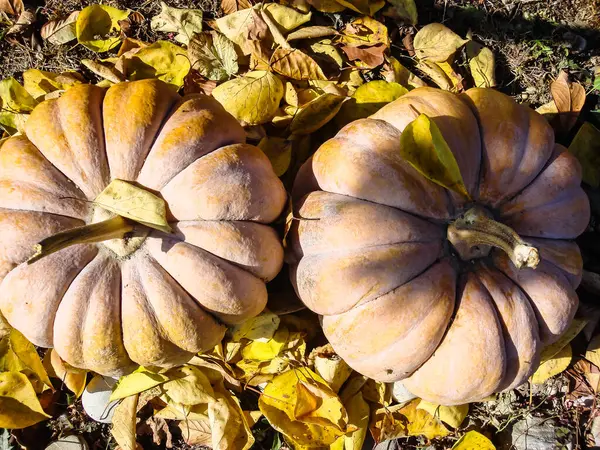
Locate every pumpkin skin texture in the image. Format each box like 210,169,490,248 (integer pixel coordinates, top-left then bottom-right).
289,87,590,405
0,79,287,377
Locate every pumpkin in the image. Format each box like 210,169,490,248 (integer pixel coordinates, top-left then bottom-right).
0,79,287,377
288,87,590,405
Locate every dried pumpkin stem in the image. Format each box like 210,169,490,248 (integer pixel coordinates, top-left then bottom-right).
447,206,540,269
27,216,135,264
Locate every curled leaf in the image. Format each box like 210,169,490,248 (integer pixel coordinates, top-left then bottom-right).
311,344,353,393
41,10,79,45
111,394,138,450
0,0,23,16
0,329,52,391
382,56,426,88
123,41,190,89
550,71,586,133
290,93,346,135
466,40,496,88
231,310,280,342
22,69,82,100
287,26,337,41
82,60,126,84
110,367,171,401
76,4,130,52
413,23,468,62
43,349,86,397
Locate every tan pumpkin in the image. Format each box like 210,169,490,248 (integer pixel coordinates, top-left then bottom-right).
0,79,287,377
288,87,590,405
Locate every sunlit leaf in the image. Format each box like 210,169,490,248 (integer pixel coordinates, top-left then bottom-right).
400,113,469,197
94,179,172,232
413,23,468,62
43,349,86,398
530,344,572,384
241,326,290,361
212,71,284,125
306,0,345,12
208,388,255,450
111,394,138,450
258,137,292,177
452,430,496,449
336,80,407,126
150,1,203,45
540,317,588,361
382,56,426,88
417,60,453,90
550,71,586,133
271,48,327,81
290,93,346,135
231,310,280,342
0,371,50,429
188,31,238,81
569,122,600,188
341,44,386,68
0,77,37,113
466,40,496,88
82,60,126,84
311,344,353,393
110,367,171,401
220,0,252,14
41,10,79,45
286,26,337,41
340,16,389,47
335,0,384,15
0,329,52,390
124,40,190,89
0,0,23,16
76,4,130,52
162,365,215,405
417,401,468,429
22,69,82,100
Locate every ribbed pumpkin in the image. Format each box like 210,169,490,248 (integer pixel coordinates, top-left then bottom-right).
0,79,287,377
288,87,590,405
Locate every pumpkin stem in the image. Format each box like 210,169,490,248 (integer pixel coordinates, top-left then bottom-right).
447,206,539,269
28,216,135,264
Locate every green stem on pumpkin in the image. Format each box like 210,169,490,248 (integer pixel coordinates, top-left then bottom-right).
27,216,135,264
447,206,539,269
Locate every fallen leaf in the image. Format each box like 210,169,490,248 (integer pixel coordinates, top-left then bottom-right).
336,80,407,126
436,59,464,92
417,60,453,90
138,416,173,448
241,326,290,361
0,329,52,391
309,39,344,72
306,0,345,13
6,8,35,35
188,31,238,81
94,179,171,232
271,48,327,81
208,389,254,450
383,0,417,24
568,122,600,188
76,4,130,52
290,93,346,135
156,400,210,421
342,391,369,450
183,70,218,96
82,60,126,84
43,349,86,397
41,10,79,45
0,372,51,429
452,430,496,449
111,394,138,450
0,0,22,16
341,43,387,68
413,23,468,62
0,313,10,340
551,71,586,133
361,378,391,406
400,113,470,197
466,40,496,88
179,418,212,445
417,401,468,428
586,334,600,368
221,0,252,14
162,366,215,405
243,410,263,428
123,41,190,89
212,71,284,125
340,16,389,47
311,344,353,393
284,81,299,107
22,69,81,100
540,317,588,361
231,310,280,342
110,367,171,401
531,344,572,384
150,2,203,45
382,56,426,88
287,26,337,41
258,137,292,177
0,77,37,113
335,0,384,15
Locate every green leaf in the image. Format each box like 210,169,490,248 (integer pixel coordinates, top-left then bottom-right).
188,31,238,82
94,179,172,233
150,1,203,45
76,5,129,52
568,122,600,187
399,114,470,198
124,41,190,89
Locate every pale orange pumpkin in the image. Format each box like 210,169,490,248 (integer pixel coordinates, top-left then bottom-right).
0,79,287,377
288,87,590,405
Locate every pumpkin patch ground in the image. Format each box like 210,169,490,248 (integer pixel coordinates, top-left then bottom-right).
0,0,600,449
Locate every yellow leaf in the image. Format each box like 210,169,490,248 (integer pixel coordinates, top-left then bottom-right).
311,345,353,393
231,309,280,342
0,328,52,390
540,317,588,361
94,179,172,233
585,334,600,368
241,326,290,361
41,10,79,45
306,0,346,13
212,71,284,125
124,41,190,89
150,1,203,45
259,368,350,447
413,23,468,62
243,410,263,428
258,137,292,177
399,113,470,198
569,122,600,188
334,0,383,15
340,16,389,47
361,379,391,406
310,39,345,69
178,418,212,446
466,40,496,88
0,77,37,113
156,401,209,421
436,60,464,92
416,60,453,91
286,26,337,41
0,371,51,429
531,344,572,384
188,31,239,82
339,373,368,404
162,365,215,405
343,392,369,450
82,60,126,84
284,82,299,107
336,80,408,127
417,401,468,428
208,388,255,450
0,313,10,340
452,430,496,449
236,356,290,386
43,349,86,397
271,48,327,81
76,4,129,52
111,394,138,450
290,93,346,135
220,0,252,15
22,69,81,100
110,366,171,401
382,56,426,89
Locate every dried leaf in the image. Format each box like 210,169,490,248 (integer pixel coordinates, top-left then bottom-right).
416,60,452,90
41,10,79,45
417,401,468,428
286,26,337,41
399,113,470,197
0,0,22,16
452,430,496,449
551,71,586,132
531,344,572,384
94,179,171,232
6,9,35,35
22,69,81,100
311,345,353,393
467,40,496,88
123,41,190,89
586,334,600,368
568,122,600,188
413,23,468,62
82,60,126,84
212,71,284,125
436,60,464,92
540,317,588,361
76,4,130,52
221,0,252,14
188,31,238,81
179,418,212,445
0,329,53,390
362,379,391,406
0,372,51,429
284,82,299,107
336,80,407,126
340,16,389,47
382,56,426,88
271,48,327,81
111,394,138,450
184,70,218,96
290,93,346,135
110,367,171,401
343,392,369,450
208,389,254,450
231,310,280,342
383,0,417,24
42,350,86,398
310,39,344,70
150,1,203,45
335,0,384,15
241,326,290,361
258,137,292,177
306,0,345,13
161,366,215,405
0,77,37,113
341,43,386,68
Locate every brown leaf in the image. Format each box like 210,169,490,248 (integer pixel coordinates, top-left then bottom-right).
40,10,79,45
286,26,337,41
245,9,269,41
248,40,272,71
7,9,35,35
271,48,327,80
341,43,386,68
179,419,212,446
0,0,22,16
138,417,173,449
221,0,252,15
82,59,126,83
550,71,586,133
